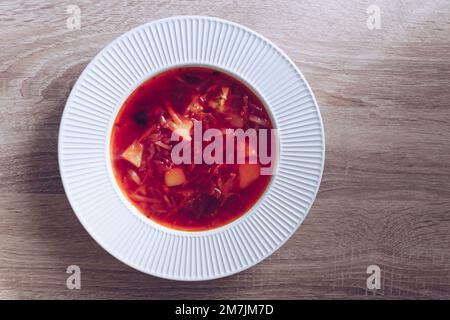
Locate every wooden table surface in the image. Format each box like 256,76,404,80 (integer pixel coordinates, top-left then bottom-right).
1,0,450,299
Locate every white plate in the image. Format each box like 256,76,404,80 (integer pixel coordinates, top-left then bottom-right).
58,16,325,280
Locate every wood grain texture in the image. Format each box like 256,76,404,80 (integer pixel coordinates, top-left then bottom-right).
1,0,450,299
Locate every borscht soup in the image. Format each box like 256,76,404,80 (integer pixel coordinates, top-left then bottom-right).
111,67,275,231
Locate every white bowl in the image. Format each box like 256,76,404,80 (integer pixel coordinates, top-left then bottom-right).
58,16,325,280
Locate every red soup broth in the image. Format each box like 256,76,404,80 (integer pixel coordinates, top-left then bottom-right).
111,67,275,231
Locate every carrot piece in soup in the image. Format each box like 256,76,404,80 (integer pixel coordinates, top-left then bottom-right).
239,164,261,188
165,167,187,187
122,140,143,167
